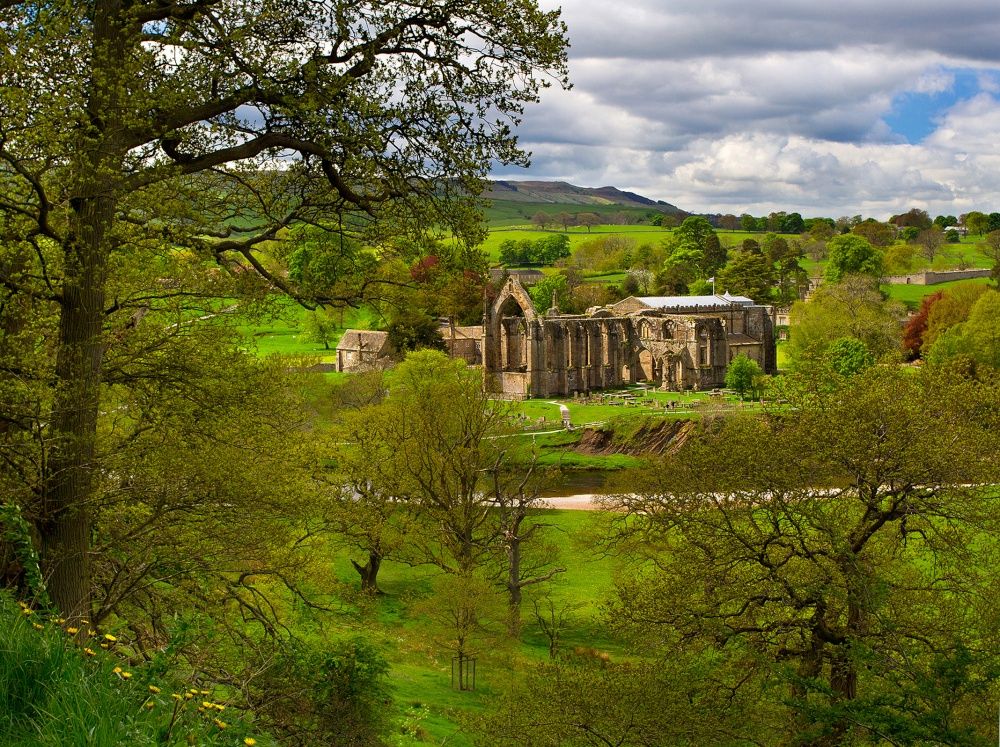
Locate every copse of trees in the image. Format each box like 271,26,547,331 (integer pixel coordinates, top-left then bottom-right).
499,234,571,266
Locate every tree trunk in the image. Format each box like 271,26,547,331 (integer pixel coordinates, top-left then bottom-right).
506,539,522,637
44,194,113,621
40,1,126,622
351,552,383,594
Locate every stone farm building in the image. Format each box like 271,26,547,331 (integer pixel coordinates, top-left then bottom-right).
334,324,483,372
483,277,776,398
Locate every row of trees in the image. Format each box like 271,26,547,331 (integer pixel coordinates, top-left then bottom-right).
498,234,571,266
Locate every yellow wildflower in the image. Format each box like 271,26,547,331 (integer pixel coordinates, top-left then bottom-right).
244,739,257,746
120,671,132,680
104,633,117,642
213,718,227,729
100,643,109,649
83,648,96,657
184,692,194,700
113,667,122,674
200,690,210,695
148,685,161,694
21,607,33,616
66,626,79,635
32,623,44,630
171,693,182,701
144,700,155,709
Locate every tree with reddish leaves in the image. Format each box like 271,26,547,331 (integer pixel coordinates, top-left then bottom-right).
902,291,944,360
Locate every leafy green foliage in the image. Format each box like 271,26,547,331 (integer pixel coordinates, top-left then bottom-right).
927,289,1000,369
529,274,571,313
824,234,885,281
826,336,874,376
498,234,571,266
600,366,1000,744
385,310,446,354
248,637,391,747
724,353,763,399
787,276,905,366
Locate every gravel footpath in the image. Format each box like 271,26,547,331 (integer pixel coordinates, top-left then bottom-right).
540,494,607,511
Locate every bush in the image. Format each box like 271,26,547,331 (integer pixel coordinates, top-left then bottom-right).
248,636,392,746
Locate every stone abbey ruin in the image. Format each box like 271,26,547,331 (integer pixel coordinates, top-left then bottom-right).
336,277,776,395
483,278,776,398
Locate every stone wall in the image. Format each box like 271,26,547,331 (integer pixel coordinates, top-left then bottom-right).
885,269,991,285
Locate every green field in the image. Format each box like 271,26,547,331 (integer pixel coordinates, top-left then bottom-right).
883,276,991,308
238,300,375,360
478,224,668,262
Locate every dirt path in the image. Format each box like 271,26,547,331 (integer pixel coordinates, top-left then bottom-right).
541,494,607,511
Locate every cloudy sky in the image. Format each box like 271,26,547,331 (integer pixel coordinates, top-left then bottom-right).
492,0,1000,219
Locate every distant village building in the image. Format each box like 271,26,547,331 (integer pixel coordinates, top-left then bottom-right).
334,324,485,372
441,324,484,365
488,268,545,286
483,278,775,398
334,330,392,372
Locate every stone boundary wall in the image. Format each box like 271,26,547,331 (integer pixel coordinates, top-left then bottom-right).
885,269,991,285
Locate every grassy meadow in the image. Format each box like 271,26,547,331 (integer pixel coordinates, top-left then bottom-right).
316,508,626,746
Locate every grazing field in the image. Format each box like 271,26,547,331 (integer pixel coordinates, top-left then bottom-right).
238,300,374,359
883,275,991,308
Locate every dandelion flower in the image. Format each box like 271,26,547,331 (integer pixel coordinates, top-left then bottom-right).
184,692,194,700
171,693,182,701
213,718,227,729
66,626,79,634
83,648,96,657
100,643,109,649
113,667,122,674
200,690,210,695
21,607,33,616
244,739,257,746
32,623,44,630
148,685,161,694
104,633,117,642
120,671,132,680
144,700,155,709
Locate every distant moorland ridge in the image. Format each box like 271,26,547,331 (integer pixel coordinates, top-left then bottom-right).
485,179,684,213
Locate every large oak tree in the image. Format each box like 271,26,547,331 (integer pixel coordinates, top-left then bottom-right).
0,0,568,620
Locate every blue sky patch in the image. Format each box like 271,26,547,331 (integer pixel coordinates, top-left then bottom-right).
884,69,986,143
